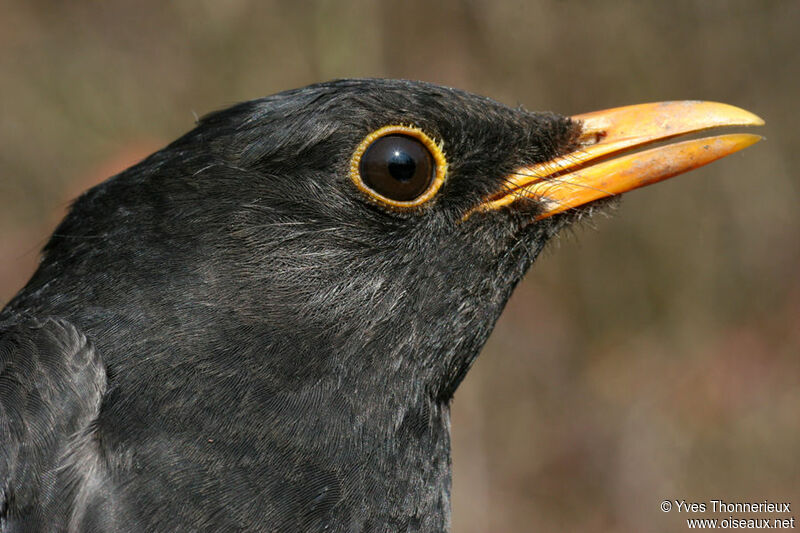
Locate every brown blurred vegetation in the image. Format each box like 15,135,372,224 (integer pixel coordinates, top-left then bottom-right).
1,1,797,531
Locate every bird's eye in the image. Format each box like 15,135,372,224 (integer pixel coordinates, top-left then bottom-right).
350,125,447,209
361,135,432,201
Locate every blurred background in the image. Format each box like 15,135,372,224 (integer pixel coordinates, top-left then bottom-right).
1,1,797,531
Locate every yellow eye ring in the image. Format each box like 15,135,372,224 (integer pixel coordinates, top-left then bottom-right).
349,125,448,209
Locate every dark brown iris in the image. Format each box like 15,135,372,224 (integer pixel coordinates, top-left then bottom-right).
359,134,435,201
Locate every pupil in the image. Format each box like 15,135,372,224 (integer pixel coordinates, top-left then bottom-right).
387,150,416,182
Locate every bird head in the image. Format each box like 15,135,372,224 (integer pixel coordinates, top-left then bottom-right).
7,79,762,530
37,79,762,405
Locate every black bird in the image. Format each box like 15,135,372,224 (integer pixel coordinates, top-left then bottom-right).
0,79,762,531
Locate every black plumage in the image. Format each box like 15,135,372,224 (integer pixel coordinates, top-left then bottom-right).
0,79,759,531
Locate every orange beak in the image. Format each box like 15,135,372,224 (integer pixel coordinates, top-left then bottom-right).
476,101,764,219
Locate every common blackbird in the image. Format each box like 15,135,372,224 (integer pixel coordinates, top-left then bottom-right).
0,79,762,531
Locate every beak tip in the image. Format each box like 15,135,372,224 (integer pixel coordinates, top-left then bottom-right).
738,133,764,148
707,101,765,127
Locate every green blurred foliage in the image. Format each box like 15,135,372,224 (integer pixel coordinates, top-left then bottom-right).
1,1,797,531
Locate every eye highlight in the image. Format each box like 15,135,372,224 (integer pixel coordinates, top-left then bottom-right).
350,125,447,209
